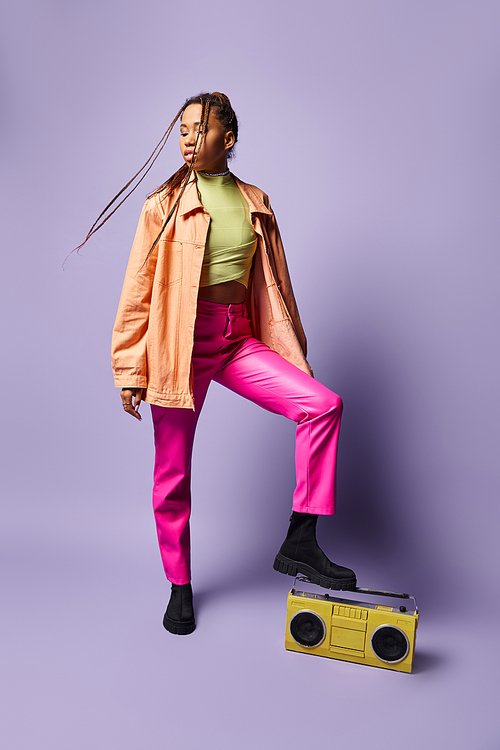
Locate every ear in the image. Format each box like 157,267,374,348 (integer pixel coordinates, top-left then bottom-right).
224,131,235,152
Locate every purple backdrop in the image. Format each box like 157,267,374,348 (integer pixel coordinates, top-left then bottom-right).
1,1,499,748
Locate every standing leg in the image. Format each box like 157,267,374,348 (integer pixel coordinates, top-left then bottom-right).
151,299,240,633
151,301,233,586
151,403,201,586
152,372,214,635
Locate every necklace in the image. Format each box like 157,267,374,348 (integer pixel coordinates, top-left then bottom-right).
199,168,230,177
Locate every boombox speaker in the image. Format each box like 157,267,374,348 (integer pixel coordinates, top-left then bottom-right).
285,580,419,673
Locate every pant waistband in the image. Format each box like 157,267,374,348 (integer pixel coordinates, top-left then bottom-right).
197,298,247,315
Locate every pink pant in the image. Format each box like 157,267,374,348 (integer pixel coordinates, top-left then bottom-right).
151,299,343,584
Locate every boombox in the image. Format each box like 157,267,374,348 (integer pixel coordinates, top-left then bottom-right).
285,580,419,673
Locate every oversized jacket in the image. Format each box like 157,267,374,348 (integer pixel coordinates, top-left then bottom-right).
111,174,312,409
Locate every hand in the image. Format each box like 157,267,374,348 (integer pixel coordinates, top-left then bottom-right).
121,388,146,421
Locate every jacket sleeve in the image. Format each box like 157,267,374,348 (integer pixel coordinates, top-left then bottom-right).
111,197,163,388
262,196,308,358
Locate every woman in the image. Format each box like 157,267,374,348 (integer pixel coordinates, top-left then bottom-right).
91,92,355,635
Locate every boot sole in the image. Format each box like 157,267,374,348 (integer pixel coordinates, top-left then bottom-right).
163,614,196,635
273,553,357,591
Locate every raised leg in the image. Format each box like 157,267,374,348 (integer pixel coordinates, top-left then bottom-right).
214,337,343,514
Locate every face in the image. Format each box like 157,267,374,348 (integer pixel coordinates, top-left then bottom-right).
179,103,235,173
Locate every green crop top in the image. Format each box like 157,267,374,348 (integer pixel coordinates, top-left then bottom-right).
196,171,258,288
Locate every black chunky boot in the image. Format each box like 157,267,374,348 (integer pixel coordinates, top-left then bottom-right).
163,582,196,635
273,511,357,591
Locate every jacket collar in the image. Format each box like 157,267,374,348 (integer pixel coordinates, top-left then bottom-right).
233,175,273,216
177,176,203,217
177,172,273,217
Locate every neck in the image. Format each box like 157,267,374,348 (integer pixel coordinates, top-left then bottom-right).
198,167,230,177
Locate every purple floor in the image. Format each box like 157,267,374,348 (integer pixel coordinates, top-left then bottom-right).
2,506,498,750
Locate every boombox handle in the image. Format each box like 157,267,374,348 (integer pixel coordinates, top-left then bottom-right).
293,577,418,613
355,587,409,599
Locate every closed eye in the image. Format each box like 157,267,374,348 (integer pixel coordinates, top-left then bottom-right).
180,128,207,137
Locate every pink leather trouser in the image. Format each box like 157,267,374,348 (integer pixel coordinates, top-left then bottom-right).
151,299,343,584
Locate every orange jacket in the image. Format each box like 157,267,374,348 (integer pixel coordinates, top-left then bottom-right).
111,174,311,408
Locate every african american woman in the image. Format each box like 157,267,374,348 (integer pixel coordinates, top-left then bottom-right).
77,92,356,635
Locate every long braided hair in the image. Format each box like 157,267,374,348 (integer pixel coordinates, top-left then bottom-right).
67,92,238,267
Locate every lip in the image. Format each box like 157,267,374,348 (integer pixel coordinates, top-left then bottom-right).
184,149,194,159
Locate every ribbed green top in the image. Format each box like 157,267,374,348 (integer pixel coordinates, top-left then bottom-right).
196,171,257,288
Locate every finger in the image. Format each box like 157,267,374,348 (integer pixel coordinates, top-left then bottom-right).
121,388,133,406
121,389,142,420
122,395,139,419
123,402,141,420
130,390,142,421
135,389,143,411
130,405,142,421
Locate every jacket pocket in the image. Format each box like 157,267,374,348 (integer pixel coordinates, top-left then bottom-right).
157,240,184,287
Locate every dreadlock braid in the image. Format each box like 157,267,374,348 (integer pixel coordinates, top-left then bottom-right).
67,92,238,269
64,102,186,267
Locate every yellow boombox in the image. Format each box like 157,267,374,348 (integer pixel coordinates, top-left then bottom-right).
285,580,419,673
